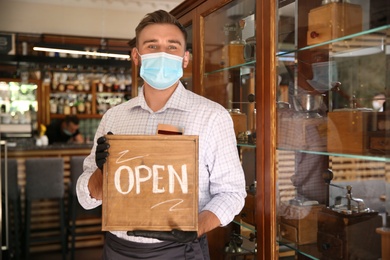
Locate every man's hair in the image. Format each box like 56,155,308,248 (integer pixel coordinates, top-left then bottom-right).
64,115,79,125
135,9,187,48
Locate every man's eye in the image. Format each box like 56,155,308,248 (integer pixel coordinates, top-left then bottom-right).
147,45,157,49
168,46,178,50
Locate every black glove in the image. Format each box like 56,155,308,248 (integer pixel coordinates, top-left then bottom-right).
95,131,113,170
127,229,198,243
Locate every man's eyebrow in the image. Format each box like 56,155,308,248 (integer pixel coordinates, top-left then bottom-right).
167,39,182,46
142,39,158,45
141,39,182,46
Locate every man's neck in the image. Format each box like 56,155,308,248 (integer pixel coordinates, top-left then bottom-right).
144,83,179,112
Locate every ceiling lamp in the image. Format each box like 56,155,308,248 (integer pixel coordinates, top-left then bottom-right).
33,46,130,60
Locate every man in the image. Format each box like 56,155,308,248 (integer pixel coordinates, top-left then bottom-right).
45,115,84,144
76,10,246,260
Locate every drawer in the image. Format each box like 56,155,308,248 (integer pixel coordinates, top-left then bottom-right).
369,136,390,151
280,223,298,243
317,231,343,259
307,3,362,45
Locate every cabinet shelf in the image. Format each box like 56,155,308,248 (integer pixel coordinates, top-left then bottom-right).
277,25,390,56
204,60,256,76
233,217,257,232
277,147,390,162
237,143,256,148
277,241,319,260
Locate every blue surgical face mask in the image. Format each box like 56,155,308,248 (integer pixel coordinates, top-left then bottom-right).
138,51,183,90
63,128,73,136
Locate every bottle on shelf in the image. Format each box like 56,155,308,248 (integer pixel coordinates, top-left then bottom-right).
98,82,104,92
63,99,71,115
77,95,86,114
85,96,92,114
50,97,57,114
57,98,64,114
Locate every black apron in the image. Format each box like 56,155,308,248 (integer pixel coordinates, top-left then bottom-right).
102,232,210,260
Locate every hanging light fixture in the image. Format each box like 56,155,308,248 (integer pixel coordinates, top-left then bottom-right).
33,46,130,60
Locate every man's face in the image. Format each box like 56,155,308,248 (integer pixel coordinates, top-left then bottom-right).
64,122,78,136
132,24,188,65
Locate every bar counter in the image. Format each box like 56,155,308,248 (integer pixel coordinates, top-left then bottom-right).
6,142,104,253
8,142,93,156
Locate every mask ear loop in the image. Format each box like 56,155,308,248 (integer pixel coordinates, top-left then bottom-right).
134,48,143,66
135,48,141,57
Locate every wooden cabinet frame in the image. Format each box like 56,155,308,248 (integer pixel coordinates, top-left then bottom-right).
170,0,277,259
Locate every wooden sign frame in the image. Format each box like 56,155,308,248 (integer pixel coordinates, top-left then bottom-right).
102,135,199,232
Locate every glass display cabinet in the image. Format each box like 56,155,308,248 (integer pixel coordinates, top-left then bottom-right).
202,0,257,257
276,0,390,259
0,79,40,138
172,0,258,258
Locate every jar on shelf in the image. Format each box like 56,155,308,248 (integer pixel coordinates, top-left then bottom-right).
228,108,247,137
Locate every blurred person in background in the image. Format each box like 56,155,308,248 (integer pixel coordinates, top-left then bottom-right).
45,115,84,144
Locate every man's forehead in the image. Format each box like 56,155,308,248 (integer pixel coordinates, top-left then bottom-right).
139,24,185,44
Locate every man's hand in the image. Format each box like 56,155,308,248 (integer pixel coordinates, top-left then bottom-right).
127,229,198,243
95,132,113,170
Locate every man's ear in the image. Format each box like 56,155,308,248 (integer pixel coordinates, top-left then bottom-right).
182,51,190,69
131,48,140,66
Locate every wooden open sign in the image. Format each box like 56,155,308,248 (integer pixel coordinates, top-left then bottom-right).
102,135,199,232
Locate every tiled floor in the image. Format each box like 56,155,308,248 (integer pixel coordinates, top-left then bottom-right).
30,246,104,260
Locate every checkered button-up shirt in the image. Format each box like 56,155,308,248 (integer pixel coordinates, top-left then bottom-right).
76,82,246,243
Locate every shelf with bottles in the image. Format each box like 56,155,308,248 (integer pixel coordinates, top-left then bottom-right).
48,67,131,92
95,92,131,115
49,93,93,115
49,90,131,118
47,67,132,118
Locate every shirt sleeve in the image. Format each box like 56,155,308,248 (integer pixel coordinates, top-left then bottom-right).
75,116,108,209
200,110,247,226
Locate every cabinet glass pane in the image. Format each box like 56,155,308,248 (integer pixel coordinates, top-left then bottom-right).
0,80,38,138
203,0,257,255
182,24,193,91
203,0,256,138
0,81,38,115
276,0,389,259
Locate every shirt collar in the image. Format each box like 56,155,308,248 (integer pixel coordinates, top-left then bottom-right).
128,81,191,113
